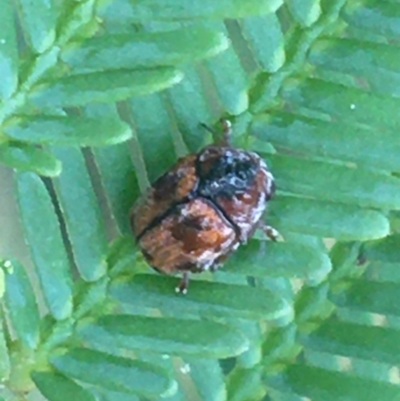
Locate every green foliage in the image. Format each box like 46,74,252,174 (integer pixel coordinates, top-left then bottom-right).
1,0,400,400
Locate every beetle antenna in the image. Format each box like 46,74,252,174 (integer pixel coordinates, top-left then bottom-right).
200,119,232,146
199,122,217,136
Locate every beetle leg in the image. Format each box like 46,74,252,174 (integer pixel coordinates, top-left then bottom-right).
210,263,221,272
200,119,232,146
210,258,225,272
258,222,283,242
220,119,232,146
175,271,190,295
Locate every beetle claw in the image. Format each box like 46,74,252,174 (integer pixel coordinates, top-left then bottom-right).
258,222,283,242
175,272,189,294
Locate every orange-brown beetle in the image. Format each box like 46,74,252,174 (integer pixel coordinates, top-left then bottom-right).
130,120,277,293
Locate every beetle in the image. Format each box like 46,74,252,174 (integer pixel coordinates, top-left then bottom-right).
130,119,278,293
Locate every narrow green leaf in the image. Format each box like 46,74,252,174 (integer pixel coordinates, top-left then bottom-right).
187,358,226,401
32,371,96,401
130,93,177,182
240,14,285,72
295,284,333,325
0,312,10,382
0,392,13,401
285,233,326,252
391,210,400,233
0,0,18,99
285,364,400,401
73,277,109,321
51,147,108,281
15,172,73,320
251,112,400,172
262,324,299,365
51,348,176,398
17,0,55,53
268,195,389,241
62,25,229,71
366,262,400,283
286,0,321,26
106,236,137,278
23,46,59,89
127,0,283,19
93,145,139,235
5,115,132,146
30,68,183,107
0,267,4,299
206,44,249,115
281,78,400,131
333,279,400,316
3,259,40,349
328,241,362,281
305,317,400,366
227,366,264,401
0,142,61,176
79,103,138,234
224,240,331,285
92,389,139,401
167,67,218,153
326,351,392,383
363,234,400,264
77,315,249,359
163,390,186,401
110,274,292,322
267,386,307,401
132,353,175,380
342,0,400,39
267,153,400,210
227,320,262,367
57,0,95,44
310,38,400,98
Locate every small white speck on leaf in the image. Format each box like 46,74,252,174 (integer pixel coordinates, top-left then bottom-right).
180,363,191,374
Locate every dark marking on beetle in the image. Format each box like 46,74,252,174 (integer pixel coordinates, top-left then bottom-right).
197,150,258,199
153,171,180,201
